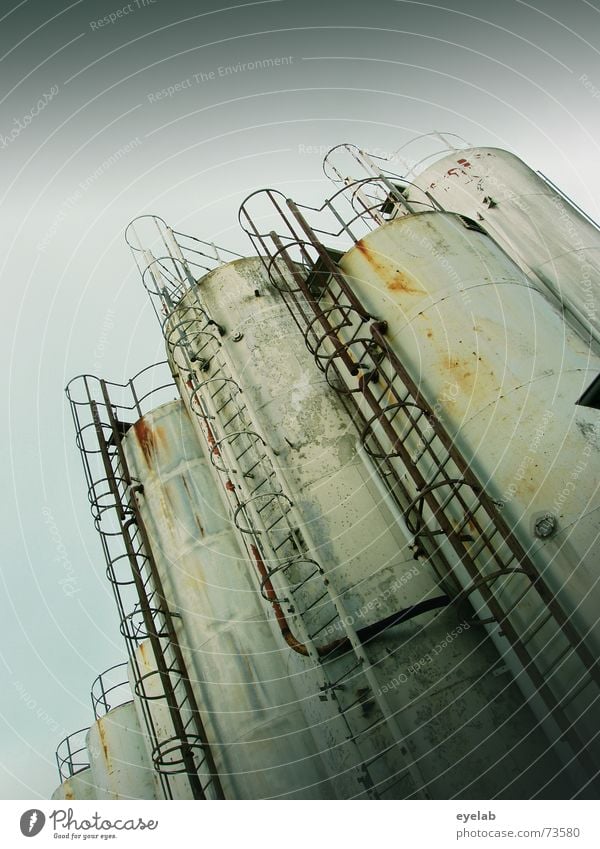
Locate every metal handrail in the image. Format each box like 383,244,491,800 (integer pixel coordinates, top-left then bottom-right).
55,727,90,782
91,662,132,719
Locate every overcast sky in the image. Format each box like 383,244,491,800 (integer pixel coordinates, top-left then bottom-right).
1,0,599,800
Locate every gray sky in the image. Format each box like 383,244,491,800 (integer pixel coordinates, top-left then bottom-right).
1,0,599,799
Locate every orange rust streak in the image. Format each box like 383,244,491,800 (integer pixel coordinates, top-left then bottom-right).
133,418,155,464
356,240,421,293
97,720,111,773
248,544,309,656
386,272,421,294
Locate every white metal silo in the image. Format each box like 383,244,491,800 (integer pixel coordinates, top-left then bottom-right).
409,147,600,347
239,176,600,795
121,398,338,799
86,701,157,800
51,769,97,801
334,210,600,765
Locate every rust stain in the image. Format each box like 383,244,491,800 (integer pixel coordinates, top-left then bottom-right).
386,271,421,294
248,544,347,658
153,424,167,449
205,422,221,457
442,356,475,394
225,479,236,492
97,720,111,773
133,418,155,465
355,240,422,294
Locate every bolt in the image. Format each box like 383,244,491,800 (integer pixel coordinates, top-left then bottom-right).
534,513,556,539
232,331,243,342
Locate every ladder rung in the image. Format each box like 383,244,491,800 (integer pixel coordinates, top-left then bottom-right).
272,533,295,552
561,676,595,709
520,612,554,644
540,643,574,678
265,515,291,533
310,614,340,639
351,716,386,747
300,591,330,613
291,567,321,590
328,661,363,688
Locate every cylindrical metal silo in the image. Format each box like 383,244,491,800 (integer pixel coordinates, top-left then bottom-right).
122,398,337,799
409,147,600,347
334,210,600,767
51,769,98,801
86,701,157,800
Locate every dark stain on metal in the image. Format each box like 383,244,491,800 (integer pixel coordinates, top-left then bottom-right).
133,418,155,465
180,478,205,536
205,422,221,457
97,720,111,773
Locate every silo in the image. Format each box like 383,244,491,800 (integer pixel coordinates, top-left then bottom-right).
53,728,97,800
86,702,156,800
121,398,336,799
51,770,97,801
335,211,600,782
65,367,225,801
408,147,600,347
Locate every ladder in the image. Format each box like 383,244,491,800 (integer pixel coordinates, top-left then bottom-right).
67,373,224,800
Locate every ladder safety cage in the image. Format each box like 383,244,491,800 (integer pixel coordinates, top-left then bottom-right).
322,134,472,186
65,363,224,800
91,662,132,720
238,179,600,791
55,728,91,784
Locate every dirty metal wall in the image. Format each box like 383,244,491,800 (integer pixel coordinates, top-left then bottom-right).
339,210,600,764
410,147,600,346
165,259,567,798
